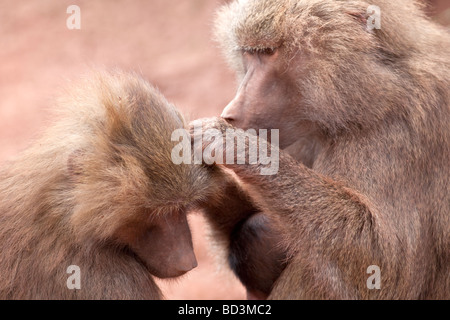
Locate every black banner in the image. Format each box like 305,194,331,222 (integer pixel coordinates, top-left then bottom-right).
0,300,440,318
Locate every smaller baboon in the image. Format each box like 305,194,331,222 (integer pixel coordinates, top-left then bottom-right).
0,70,215,299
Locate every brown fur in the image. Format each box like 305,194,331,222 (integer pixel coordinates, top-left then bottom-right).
0,70,215,299
197,0,449,299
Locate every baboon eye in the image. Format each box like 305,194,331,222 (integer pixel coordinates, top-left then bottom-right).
243,48,276,56
259,48,276,55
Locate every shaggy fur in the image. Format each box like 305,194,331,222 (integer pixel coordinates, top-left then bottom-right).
0,71,215,299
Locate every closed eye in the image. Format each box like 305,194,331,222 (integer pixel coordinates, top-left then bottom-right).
243,47,276,56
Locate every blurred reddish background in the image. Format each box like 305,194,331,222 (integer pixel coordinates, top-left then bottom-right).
0,0,448,300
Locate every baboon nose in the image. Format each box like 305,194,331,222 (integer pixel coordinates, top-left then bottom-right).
221,102,237,123
221,112,235,123
164,253,197,278
222,116,235,124
191,257,198,269
178,252,198,274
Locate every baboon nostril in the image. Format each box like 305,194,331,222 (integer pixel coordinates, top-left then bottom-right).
220,104,237,123
222,116,235,123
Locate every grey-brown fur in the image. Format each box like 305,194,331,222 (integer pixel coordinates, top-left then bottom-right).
199,0,449,299
0,70,215,299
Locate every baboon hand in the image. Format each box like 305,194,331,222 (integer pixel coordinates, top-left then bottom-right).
189,117,232,136
189,117,280,177
189,117,235,164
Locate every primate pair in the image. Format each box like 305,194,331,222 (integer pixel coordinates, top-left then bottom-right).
0,0,448,299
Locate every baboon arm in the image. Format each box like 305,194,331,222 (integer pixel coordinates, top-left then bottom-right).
228,151,377,240
194,117,401,298
227,151,402,299
199,170,258,236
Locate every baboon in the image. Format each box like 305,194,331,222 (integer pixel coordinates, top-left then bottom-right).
0,70,215,299
196,0,450,299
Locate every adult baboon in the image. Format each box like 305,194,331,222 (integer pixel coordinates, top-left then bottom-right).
196,0,450,299
0,70,215,299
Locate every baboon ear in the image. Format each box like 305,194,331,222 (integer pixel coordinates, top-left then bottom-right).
67,149,85,180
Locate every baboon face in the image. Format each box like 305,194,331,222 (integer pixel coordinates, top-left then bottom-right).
216,0,416,142
221,48,305,149
128,209,197,279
